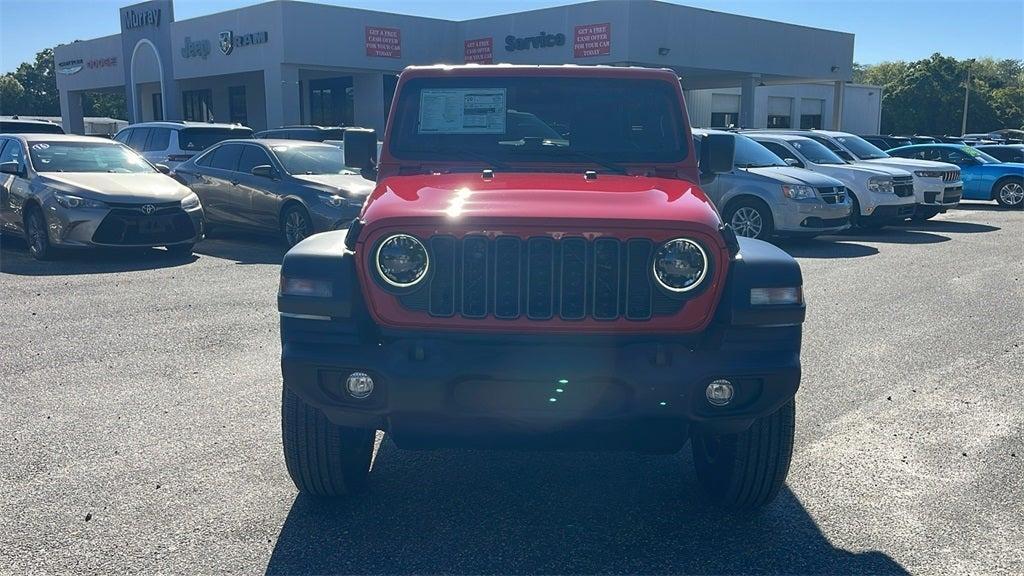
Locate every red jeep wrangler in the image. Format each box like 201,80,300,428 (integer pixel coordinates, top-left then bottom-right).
278,65,805,509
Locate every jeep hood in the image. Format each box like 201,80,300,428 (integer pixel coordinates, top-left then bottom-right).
863,157,958,171
39,173,192,203
360,172,721,230
746,166,843,187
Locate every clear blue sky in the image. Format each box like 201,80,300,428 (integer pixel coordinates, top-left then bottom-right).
1,0,1022,73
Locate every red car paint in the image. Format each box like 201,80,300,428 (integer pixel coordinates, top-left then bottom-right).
357,65,727,334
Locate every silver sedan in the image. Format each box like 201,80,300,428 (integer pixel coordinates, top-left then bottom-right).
0,134,204,260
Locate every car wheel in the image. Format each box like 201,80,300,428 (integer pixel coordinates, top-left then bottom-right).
994,178,1024,208
281,383,375,497
281,204,313,247
691,399,795,511
848,194,863,228
725,199,774,240
24,205,55,261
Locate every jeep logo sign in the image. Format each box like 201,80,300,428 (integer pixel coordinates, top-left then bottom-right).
505,32,566,52
181,37,211,60
123,7,162,29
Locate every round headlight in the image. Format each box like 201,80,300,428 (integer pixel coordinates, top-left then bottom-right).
375,234,429,288
652,238,708,293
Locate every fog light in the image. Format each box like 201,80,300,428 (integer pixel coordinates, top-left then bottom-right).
345,372,374,399
706,380,734,407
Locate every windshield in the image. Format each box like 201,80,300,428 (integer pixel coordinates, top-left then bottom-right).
790,138,846,165
28,141,156,173
273,144,358,175
390,76,687,168
179,127,254,151
834,135,889,160
734,134,786,168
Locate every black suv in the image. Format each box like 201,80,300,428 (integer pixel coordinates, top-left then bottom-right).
0,117,65,134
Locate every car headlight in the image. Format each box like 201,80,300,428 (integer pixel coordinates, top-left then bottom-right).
866,177,895,194
319,193,347,208
914,170,943,178
781,184,816,200
180,192,201,210
652,238,708,293
54,192,107,209
376,234,429,288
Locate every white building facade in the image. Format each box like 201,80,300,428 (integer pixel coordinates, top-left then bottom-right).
54,0,872,135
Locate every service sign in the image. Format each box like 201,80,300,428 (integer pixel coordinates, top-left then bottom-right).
573,23,611,58
366,27,401,58
464,37,493,64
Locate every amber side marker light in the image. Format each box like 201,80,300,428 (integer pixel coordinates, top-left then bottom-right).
750,286,802,306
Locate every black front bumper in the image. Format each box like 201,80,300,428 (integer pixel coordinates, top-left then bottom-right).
281,323,801,452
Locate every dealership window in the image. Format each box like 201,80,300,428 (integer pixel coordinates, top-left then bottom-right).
309,77,354,127
151,93,163,122
767,97,792,128
182,89,214,122
800,98,824,129
229,86,247,125
710,93,741,128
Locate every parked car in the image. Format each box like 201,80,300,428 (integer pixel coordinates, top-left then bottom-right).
0,134,203,260
0,116,65,134
859,135,912,150
975,144,1024,164
277,64,807,510
746,132,916,227
905,136,938,145
793,130,963,220
113,121,253,169
172,139,373,246
692,129,850,239
254,125,348,142
887,144,1024,208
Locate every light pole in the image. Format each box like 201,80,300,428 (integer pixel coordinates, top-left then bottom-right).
961,60,973,137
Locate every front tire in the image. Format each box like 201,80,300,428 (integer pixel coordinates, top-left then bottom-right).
281,204,313,248
281,383,375,497
725,198,775,240
994,178,1024,208
24,205,55,261
692,399,795,510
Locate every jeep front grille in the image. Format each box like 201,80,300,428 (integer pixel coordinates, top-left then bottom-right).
943,170,960,183
817,186,846,204
398,236,686,321
893,176,915,197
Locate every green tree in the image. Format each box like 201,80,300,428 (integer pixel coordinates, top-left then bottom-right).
11,48,60,116
0,74,26,114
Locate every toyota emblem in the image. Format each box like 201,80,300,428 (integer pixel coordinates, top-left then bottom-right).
141,204,156,215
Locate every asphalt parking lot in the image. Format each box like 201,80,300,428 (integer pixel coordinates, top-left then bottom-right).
2,203,1022,575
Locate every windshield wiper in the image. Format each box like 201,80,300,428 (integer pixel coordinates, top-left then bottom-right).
432,146,511,171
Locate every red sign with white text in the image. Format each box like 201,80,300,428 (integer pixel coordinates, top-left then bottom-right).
366,27,401,58
573,23,611,58
464,37,493,64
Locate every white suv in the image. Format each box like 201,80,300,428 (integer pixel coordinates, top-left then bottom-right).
113,121,253,169
747,132,916,228
791,130,963,220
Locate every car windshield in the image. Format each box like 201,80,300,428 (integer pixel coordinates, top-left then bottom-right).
390,76,687,168
178,127,254,151
273,144,358,175
28,141,156,173
734,134,786,168
834,135,889,160
790,138,846,164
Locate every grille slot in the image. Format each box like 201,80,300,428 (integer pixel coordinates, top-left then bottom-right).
943,170,959,183
399,236,686,321
817,186,846,204
893,176,915,198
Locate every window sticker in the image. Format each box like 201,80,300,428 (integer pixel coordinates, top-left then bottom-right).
962,146,980,157
418,88,506,134
32,143,50,150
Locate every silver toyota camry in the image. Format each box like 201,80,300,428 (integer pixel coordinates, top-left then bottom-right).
0,134,204,260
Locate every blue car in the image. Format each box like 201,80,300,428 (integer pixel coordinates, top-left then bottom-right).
888,144,1024,208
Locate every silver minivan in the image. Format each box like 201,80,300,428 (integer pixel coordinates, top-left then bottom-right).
692,129,851,240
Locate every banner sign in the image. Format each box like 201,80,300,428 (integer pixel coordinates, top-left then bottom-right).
366,27,401,58
573,23,611,58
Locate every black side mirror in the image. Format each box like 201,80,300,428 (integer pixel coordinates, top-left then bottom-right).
343,128,378,178
154,163,171,174
702,134,735,174
0,161,22,176
252,164,276,179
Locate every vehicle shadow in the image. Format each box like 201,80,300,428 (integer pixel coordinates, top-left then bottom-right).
950,201,1018,212
823,228,950,245
0,236,197,276
894,220,1000,234
265,441,907,575
193,233,287,266
776,238,879,259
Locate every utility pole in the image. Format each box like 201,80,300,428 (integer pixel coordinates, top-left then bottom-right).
961,61,972,137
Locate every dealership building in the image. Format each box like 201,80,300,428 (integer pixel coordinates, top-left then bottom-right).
54,0,881,136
